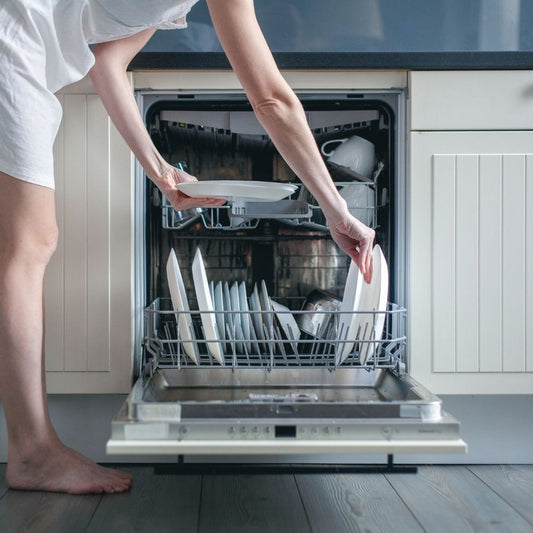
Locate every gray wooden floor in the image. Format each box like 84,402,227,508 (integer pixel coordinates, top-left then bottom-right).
0,464,532,533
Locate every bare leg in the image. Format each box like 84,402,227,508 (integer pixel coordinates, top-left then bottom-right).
0,172,131,494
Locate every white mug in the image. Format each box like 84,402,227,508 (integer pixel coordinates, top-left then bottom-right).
320,135,375,180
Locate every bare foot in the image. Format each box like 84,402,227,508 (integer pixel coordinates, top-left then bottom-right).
6,442,132,494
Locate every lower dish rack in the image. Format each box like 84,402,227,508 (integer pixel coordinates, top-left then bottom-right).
143,297,406,374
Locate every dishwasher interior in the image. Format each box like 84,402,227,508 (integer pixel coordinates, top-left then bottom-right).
107,90,466,457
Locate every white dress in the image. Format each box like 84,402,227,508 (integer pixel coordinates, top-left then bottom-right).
0,0,200,189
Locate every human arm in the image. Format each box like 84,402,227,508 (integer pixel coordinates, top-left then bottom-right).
89,30,224,210
206,0,374,281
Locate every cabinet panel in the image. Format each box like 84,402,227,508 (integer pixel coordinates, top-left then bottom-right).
410,71,533,131
431,155,456,372
63,94,89,372
478,155,503,372
525,155,533,372
410,131,533,394
455,155,479,373
45,77,134,393
86,94,111,372
502,156,527,372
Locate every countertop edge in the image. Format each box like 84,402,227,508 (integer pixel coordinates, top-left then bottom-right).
129,52,533,71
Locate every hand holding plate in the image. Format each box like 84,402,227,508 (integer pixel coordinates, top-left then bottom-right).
328,212,375,284
157,166,226,210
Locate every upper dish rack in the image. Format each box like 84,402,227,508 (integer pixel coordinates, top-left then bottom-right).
143,298,406,375
161,182,379,232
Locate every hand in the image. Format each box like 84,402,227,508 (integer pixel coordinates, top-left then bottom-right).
156,166,226,210
328,213,375,284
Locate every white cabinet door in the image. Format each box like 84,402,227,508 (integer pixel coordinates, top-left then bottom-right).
410,71,533,131
45,77,134,393
410,131,533,394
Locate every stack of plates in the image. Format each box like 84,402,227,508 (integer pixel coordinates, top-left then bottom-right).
167,247,301,364
167,244,388,366
335,244,389,365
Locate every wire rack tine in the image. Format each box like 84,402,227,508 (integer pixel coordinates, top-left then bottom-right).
163,323,176,367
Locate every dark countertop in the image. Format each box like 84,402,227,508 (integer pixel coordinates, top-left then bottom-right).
130,52,533,71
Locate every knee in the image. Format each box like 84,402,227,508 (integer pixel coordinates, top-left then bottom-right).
39,225,59,263
31,223,59,265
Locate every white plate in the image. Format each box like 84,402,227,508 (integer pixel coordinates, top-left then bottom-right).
222,281,241,354
166,249,199,364
260,280,274,341
260,280,280,354
213,281,226,344
358,245,389,364
209,280,215,304
335,260,365,365
239,281,253,354
176,180,297,202
230,282,242,332
271,300,301,349
192,248,224,364
249,284,266,351
222,282,234,335
229,281,244,353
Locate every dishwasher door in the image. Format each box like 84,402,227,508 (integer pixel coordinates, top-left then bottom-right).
106,368,466,456
106,300,466,456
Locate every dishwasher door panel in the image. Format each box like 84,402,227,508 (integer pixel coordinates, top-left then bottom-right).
106,369,466,455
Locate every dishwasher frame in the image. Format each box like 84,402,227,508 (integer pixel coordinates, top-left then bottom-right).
132,88,409,378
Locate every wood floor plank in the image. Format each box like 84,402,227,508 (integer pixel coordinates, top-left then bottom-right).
386,466,533,533
0,464,8,499
87,466,202,533
0,488,101,532
295,473,423,533
199,475,310,533
468,465,533,526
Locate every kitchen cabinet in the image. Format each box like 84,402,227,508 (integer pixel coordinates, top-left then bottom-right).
410,71,533,130
409,131,533,394
409,71,533,394
45,77,134,393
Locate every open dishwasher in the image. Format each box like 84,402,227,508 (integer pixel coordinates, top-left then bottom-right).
106,89,466,461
